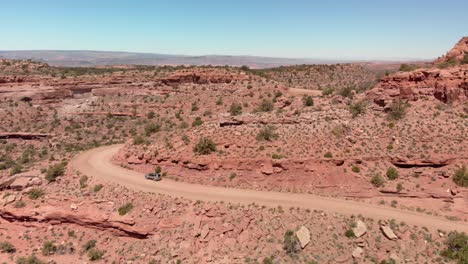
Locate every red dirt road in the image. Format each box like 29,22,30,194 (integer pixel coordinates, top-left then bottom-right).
72,145,468,232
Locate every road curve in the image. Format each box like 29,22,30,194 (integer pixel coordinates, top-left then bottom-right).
72,144,468,232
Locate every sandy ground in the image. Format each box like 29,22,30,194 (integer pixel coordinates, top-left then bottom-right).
72,144,468,232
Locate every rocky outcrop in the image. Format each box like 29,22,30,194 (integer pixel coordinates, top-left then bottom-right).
0,76,25,84
389,156,453,168
367,66,468,106
0,132,52,140
434,37,468,64
0,204,151,238
353,220,367,238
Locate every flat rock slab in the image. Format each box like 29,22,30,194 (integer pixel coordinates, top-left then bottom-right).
295,226,311,249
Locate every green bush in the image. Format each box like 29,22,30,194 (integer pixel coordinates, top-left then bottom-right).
256,125,278,141
351,165,360,173
387,100,408,121
370,174,385,187
349,100,367,118
338,86,355,99
0,241,15,253
118,203,134,215
344,229,355,238
192,117,203,127
399,64,415,72
453,166,468,187
79,175,88,188
88,248,104,261
193,137,217,155
10,163,23,176
28,188,45,200
324,152,333,158
441,231,468,264
386,167,399,180
133,135,147,145
93,184,103,192
16,255,45,264
302,95,314,107
45,162,67,182
229,103,242,116
41,241,56,256
144,123,161,136
283,230,300,255
256,99,274,112
83,240,97,251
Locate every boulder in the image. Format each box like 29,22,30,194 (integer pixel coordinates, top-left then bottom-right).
353,220,367,238
381,225,398,240
352,247,363,259
295,226,311,249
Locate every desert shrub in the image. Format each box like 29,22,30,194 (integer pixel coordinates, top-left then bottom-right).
45,162,67,182
351,165,360,173
349,100,367,118
0,241,15,253
192,117,203,127
322,88,334,96
216,97,223,105
118,203,134,215
396,183,404,192
79,175,88,188
441,231,468,263
182,134,190,144
155,166,162,174
453,166,468,187
386,167,399,180
28,188,45,200
229,103,242,116
10,163,23,176
83,240,97,251
256,99,274,112
88,248,104,261
344,229,355,238
387,100,408,121
133,135,147,145
302,95,314,107
93,184,103,192
14,200,26,208
16,255,45,264
338,85,355,98
399,64,415,72
370,174,385,187
256,125,278,141
324,152,333,158
191,102,199,112
193,137,217,155
146,111,155,119
41,241,57,256
283,230,300,255
144,123,161,136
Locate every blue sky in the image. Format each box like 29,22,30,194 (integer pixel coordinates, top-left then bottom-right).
0,0,467,59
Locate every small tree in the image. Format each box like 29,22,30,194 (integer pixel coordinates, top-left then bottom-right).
193,137,217,155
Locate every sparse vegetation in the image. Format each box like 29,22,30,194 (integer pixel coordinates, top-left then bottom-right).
193,137,216,155
441,231,468,264
118,203,134,215
256,99,274,112
453,166,467,187
16,255,45,264
0,241,16,253
387,100,408,121
41,241,57,256
28,188,45,200
229,103,243,116
349,100,367,118
256,125,278,141
386,167,399,180
302,95,314,107
283,230,300,256
45,161,67,182
370,174,385,187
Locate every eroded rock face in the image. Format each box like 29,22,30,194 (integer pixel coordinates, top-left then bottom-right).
434,37,468,64
367,66,468,106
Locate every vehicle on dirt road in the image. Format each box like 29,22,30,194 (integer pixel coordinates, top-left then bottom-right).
145,173,161,181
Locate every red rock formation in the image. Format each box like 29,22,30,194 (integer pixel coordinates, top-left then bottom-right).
0,132,51,140
367,66,468,106
434,37,468,64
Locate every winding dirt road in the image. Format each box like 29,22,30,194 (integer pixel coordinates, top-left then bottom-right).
72,144,468,232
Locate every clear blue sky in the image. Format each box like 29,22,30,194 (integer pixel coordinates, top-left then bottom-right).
1,0,467,60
